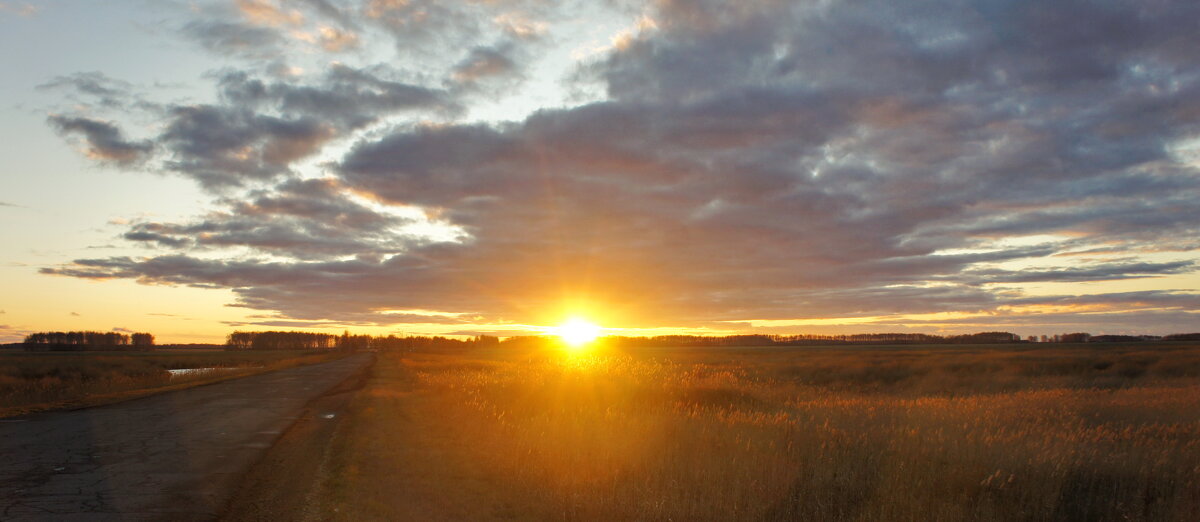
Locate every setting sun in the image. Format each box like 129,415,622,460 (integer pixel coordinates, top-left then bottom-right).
554,318,603,348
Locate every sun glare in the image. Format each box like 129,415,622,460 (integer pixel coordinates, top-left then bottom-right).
554,318,603,348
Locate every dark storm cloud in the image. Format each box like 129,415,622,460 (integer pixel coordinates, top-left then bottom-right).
42,0,1200,331
47,116,153,166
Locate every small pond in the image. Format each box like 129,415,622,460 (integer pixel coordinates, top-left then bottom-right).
166,367,251,377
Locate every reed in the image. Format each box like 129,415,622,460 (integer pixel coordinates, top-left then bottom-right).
319,343,1200,521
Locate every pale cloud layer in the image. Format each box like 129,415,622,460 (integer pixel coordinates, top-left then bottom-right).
37,0,1200,334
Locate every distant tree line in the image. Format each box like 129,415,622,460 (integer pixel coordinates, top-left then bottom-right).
225,330,501,351
785,331,1024,344
1028,333,1200,343
584,331,1200,347
496,331,1025,348
226,331,339,350
23,331,155,351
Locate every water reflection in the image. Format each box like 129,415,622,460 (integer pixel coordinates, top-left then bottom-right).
166,367,249,378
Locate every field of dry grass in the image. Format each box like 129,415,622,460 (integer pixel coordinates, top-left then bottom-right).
0,350,348,417
315,343,1200,521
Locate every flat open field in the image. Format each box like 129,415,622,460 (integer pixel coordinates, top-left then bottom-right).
0,350,348,417
0,355,373,519
312,342,1200,521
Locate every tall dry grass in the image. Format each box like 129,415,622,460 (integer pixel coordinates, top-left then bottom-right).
321,344,1200,521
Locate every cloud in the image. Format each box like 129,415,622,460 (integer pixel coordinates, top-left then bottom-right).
451,45,520,86
0,2,38,17
493,12,546,40
40,0,1200,332
158,104,339,188
38,72,138,109
963,261,1197,284
316,26,359,52
176,0,549,67
359,0,556,84
295,0,356,28
178,0,367,59
155,65,452,189
48,64,453,190
0,324,33,344
47,116,153,166
183,20,286,60
118,177,458,260
236,0,304,28
362,0,484,49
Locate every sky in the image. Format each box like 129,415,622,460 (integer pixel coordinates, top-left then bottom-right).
2,0,1199,343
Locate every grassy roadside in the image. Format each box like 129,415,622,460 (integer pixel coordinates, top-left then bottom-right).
311,350,538,521
0,350,351,418
311,345,1200,521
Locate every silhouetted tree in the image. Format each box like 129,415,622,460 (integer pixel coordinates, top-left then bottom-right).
131,333,155,350
1060,332,1091,343
23,331,133,351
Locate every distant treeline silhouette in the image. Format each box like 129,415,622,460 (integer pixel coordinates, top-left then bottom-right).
500,331,1025,348
18,329,1200,353
225,330,501,351
1034,333,1198,343
23,331,155,351
225,330,1200,351
579,332,1200,347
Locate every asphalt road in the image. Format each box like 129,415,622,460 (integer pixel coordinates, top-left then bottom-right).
0,354,373,521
